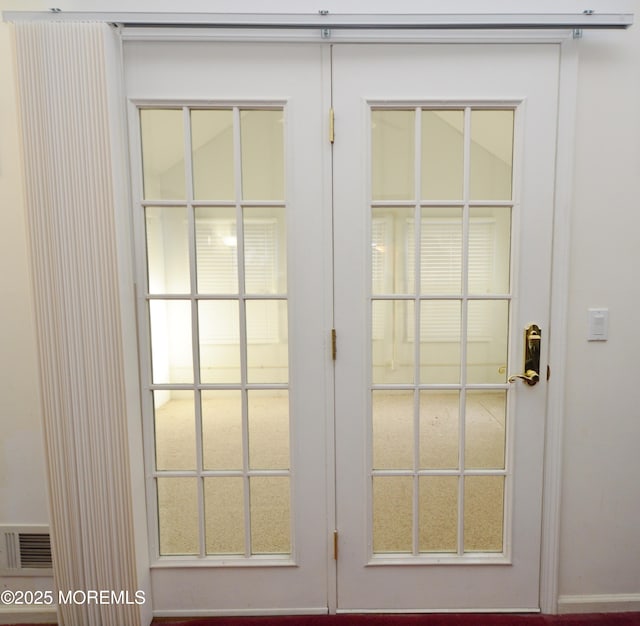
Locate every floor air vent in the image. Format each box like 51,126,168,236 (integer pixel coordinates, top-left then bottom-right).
0,525,53,574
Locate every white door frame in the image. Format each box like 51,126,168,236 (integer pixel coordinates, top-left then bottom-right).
116,29,576,616
115,29,576,615
539,35,578,616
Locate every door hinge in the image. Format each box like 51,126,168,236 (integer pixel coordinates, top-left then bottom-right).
331,328,337,361
329,108,335,144
333,530,338,560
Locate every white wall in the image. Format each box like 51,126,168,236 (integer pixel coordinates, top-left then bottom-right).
0,14,48,531
0,3,55,619
0,0,639,615
558,20,640,610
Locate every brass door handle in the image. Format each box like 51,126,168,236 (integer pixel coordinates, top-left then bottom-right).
508,324,541,387
508,369,540,385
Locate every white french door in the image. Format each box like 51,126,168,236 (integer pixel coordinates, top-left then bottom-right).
125,39,559,615
125,42,332,615
333,43,558,611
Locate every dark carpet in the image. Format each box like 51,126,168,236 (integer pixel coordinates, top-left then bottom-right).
151,613,640,626
8,613,640,626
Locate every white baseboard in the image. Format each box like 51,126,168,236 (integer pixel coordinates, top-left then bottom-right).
558,593,640,614
154,607,328,617
0,604,57,624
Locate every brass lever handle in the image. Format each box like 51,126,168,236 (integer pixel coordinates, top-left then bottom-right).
508,369,540,386
508,324,541,387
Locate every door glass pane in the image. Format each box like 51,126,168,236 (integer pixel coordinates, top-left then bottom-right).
419,476,458,553
195,207,238,295
372,110,415,201
373,476,413,553
368,106,515,563
149,300,193,384
465,391,507,470
202,390,243,471
154,390,195,471
372,390,413,470
246,300,288,384
241,110,284,201
421,110,464,201
191,109,235,201
469,207,511,295
248,390,289,470
464,476,505,552
198,300,241,384
157,477,198,556
140,109,185,200
244,207,287,294
419,390,459,470
204,477,245,555
466,300,509,384
371,206,414,295
420,300,461,384
419,207,463,295
249,477,291,554
469,110,514,201
372,300,414,384
140,105,291,562
145,207,190,294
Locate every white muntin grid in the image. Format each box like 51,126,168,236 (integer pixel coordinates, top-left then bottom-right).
367,104,517,562
135,103,293,563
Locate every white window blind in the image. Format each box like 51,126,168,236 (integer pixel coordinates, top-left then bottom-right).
196,219,238,294
196,218,280,343
406,217,496,341
370,216,497,343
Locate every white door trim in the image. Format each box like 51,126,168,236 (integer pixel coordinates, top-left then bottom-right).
117,27,580,45
539,36,579,615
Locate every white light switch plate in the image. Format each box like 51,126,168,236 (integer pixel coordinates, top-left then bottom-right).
588,308,609,341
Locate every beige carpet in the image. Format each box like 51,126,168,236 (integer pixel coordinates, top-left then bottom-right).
154,391,505,557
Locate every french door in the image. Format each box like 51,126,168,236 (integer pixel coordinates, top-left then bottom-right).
126,42,332,615
332,44,558,611
125,39,559,616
